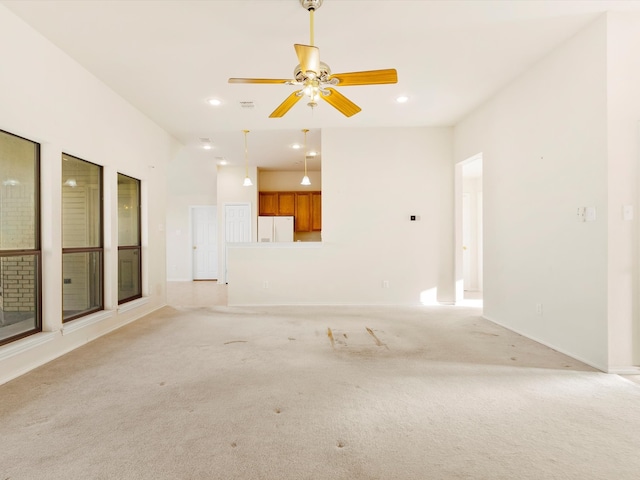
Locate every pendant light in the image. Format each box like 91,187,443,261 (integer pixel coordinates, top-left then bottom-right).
300,129,311,186
242,129,253,187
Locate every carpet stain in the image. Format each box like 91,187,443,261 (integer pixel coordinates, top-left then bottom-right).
366,327,389,349
510,357,517,361
337,441,345,448
327,328,335,348
159,382,166,386
288,337,296,341
231,442,237,448
473,331,500,337
224,340,248,345
274,408,281,414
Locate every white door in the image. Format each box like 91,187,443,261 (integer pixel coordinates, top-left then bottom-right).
224,203,251,283
192,206,217,280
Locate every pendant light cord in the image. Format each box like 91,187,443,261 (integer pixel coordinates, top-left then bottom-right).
303,129,309,177
243,129,249,176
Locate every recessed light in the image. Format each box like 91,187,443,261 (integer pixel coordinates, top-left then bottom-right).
291,144,302,149
203,144,212,150
396,95,409,103
308,151,318,157
208,98,222,106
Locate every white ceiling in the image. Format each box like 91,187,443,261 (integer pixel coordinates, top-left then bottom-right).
3,0,640,171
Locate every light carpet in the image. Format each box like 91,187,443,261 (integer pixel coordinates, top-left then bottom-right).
1,304,639,479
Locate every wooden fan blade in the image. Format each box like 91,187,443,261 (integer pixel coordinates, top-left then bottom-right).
329,69,398,86
228,78,291,84
320,88,362,117
269,90,304,118
294,44,320,76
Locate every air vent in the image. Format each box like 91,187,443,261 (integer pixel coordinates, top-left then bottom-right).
239,101,255,109
199,137,211,143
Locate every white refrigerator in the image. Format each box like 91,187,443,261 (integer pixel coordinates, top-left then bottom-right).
257,216,294,242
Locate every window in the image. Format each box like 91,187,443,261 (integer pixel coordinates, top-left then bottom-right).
62,154,103,322
0,130,41,345
117,173,141,303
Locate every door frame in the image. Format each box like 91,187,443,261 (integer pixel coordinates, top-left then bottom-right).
190,205,217,281
455,153,483,305
222,202,252,284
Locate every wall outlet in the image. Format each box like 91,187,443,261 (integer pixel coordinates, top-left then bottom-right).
535,303,543,316
262,281,269,289
382,280,389,288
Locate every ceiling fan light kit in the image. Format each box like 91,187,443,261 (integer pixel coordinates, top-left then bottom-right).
228,0,397,118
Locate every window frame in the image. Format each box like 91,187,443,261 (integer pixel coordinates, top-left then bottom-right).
0,129,42,346
117,173,142,305
61,154,104,323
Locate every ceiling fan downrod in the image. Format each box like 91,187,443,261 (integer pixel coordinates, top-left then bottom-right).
300,0,322,46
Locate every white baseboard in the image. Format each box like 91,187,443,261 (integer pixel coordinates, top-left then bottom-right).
607,366,640,375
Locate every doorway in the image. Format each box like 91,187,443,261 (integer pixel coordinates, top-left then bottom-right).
191,206,217,280
456,154,483,306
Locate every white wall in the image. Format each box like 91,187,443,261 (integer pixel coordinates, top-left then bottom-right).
606,13,640,369
0,6,178,384
454,16,610,370
259,170,322,191
166,148,217,281
227,126,454,305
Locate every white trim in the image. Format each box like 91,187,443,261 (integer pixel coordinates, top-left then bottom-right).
0,331,58,361
61,310,115,335
117,296,150,314
608,366,640,375
102,304,166,337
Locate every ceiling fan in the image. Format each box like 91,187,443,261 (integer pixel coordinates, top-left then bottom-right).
228,0,398,118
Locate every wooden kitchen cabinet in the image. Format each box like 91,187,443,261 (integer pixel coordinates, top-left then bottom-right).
295,193,311,232
259,191,321,232
311,192,322,231
295,192,321,232
259,192,278,216
277,192,296,216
